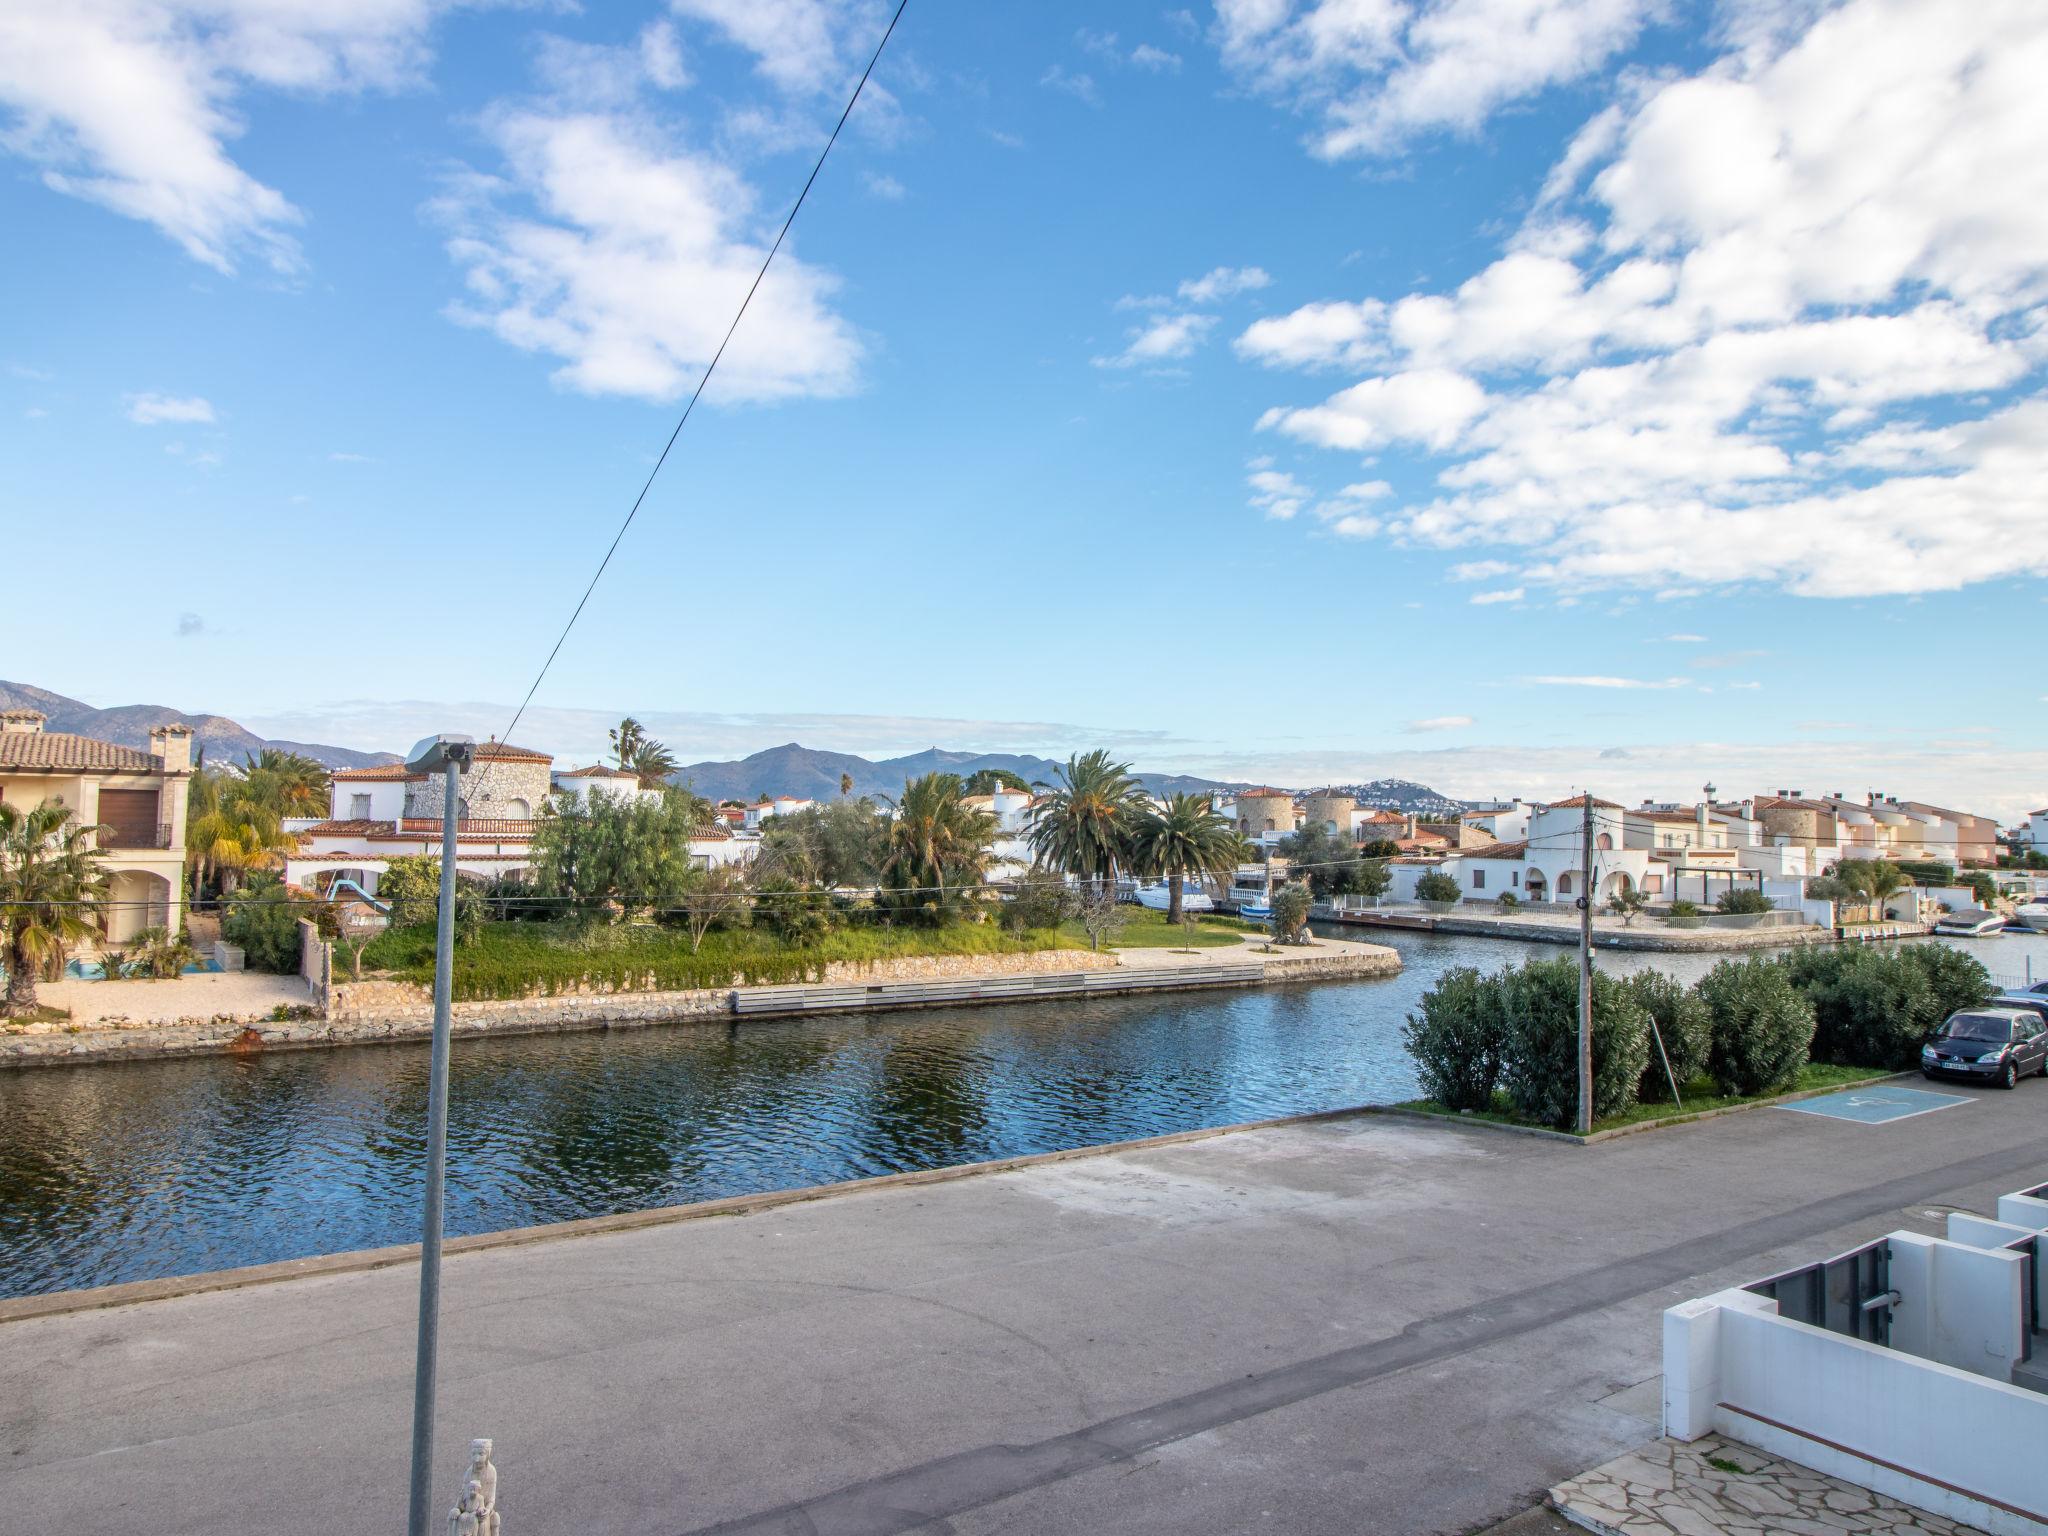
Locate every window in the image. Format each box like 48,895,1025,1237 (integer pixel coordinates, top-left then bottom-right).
1511,871,1520,886
1558,873,1574,895
1596,832,1614,850
350,794,372,819
1472,869,1486,889
506,798,530,819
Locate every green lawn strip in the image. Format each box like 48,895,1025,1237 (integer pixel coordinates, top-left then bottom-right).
359,920,1077,1001
1393,1062,1894,1138
1056,909,1264,951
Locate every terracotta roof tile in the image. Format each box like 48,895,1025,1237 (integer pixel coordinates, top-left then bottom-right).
0,731,161,773
332,765,420,782
1545,794,1624,810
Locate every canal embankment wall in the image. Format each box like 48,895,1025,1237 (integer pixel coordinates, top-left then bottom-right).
1310,904,1895,952
0,936,1401,1068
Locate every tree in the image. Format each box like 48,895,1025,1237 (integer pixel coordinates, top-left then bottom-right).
1415,871,1462,906
242,749,331,818
1403,967,1509,1111
963,768,1030,795
1353,859,1392,902
1275,821,1357,898
675,864,748,954
879,773,997,922
185,766,297,897
1,800,106,1017
1074,883,1128,951
1026,750,1148,895
129,924,202,980
531,790,706,917
1360,838,1402,858
1607,886,1648,926
222,876,320,974
1831,858,1908,921
839,771,854,798
378,854,483,931
1131,793,1245,923
1500,958,1650,1128
1271,883,1315,943
757,800,886,889
1697,957,1814,1096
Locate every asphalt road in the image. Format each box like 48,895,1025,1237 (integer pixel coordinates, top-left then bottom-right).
4,1080,2044,1535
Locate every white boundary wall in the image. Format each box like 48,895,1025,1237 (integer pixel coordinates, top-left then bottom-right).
1665,1193,2048,1536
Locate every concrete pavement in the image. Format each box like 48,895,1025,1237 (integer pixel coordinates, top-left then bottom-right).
3,1080,2045,1535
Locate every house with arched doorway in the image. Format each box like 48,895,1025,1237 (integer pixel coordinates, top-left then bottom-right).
1522,795,1654,906
0,709,192,942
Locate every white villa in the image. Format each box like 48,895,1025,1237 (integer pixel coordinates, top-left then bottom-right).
283,742,751,901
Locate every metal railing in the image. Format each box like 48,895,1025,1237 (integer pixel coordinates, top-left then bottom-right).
98,822,174,850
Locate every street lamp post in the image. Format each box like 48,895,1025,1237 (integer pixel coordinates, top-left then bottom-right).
402,733,476,1536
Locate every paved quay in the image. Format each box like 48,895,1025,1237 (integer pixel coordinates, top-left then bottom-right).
3,1078,2043,1535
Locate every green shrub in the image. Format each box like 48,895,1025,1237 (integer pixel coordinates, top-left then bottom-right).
1414,871,1462,905
222,878,310,974
1002,873,1074,934
1897,942,1993,1017
1402,966,1509,1111
378,855,483,931
1623,970,1711,1100
1666,899,1700,918
1499,957,1649,1128
1797,949,1938,1068
1494,891,1521,912
1697,957,1814,1095
1271,883,1314,942
1895,860,1954,887
1715,888,1774,915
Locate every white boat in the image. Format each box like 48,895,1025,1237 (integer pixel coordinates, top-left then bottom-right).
2014,901,2048,933
1133,881,1214,913
1933,909,2006,936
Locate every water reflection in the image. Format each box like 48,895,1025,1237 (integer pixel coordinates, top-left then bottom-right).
2,928,2039,1296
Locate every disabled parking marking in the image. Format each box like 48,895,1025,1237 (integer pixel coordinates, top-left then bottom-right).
1777,1084,1974,1124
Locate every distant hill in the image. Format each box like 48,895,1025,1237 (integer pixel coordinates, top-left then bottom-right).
0,680,399,771
1319,777,1475,817
672,743,1252,804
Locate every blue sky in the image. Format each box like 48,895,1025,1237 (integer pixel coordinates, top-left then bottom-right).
2,0,2044,815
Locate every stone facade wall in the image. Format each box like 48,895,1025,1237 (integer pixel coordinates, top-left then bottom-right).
406,757,553,820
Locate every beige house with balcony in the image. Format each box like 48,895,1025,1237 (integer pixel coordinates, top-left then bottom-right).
0,709,192,941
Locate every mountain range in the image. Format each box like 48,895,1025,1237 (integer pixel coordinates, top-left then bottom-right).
0,681,1469,811
669,743,1243,804
0,681,399,771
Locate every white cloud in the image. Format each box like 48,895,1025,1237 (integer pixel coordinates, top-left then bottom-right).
1247,466,1310,520
437,95,861,404
1242,0,2048,600
1094,311,1216,369
1469,586,1523,605
0,0,454,273
1178,265,1271,304
1404,715,1474,732
1450,559,1512,581
1662,632,1706,642
861,170,906,200
126,392,215,424
1131,44,1183,72
1212,0,1662,160
669,0,882,96
1040,64,1101,106
1524,674,1690,689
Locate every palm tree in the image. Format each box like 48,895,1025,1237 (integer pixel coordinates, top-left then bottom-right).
1,801,107,1017
241,749,330,817
1026,750,1148,897
185,787,293,896
609,717,646,767
623,736,680,789
881,773,996,907
1836,858,1910,922
839,771,854,798
1132,794,1246,925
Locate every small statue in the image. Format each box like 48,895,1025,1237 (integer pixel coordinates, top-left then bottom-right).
448,1438,500,1536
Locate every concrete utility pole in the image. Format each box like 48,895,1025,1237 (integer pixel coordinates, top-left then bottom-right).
1577,792,1594,1136
403,733,475,1536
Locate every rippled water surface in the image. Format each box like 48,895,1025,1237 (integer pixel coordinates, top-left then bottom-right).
3,927,2041,1296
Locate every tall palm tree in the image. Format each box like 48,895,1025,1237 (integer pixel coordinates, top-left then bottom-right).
1026,750,1148,896
1132,794,1247,924
839,771,854,798
242,749,331,817
185,790,293,896
881,773,996,906
623,736,680,789
1,801,107,1017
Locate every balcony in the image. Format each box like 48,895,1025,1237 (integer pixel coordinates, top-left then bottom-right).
99,822,175,851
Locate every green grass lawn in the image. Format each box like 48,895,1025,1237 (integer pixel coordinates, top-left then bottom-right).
1055,908,1264,950
1398,1062,1891,1137
360,918,1076,1001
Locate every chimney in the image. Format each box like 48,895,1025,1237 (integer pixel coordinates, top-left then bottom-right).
0,709,45,735
148,723,193,773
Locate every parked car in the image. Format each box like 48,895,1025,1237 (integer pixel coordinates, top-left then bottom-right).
1921,1007,2048,1089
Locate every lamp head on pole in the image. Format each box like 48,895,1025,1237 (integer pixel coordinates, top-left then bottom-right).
404,734,476,776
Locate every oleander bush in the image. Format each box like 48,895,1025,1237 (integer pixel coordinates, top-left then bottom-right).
1402,966,1510,1111
1623,969,1712,1101
1499,957,1650,1129
1697,956,1815,1095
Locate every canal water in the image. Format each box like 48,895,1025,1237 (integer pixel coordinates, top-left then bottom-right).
3,928,2042,1297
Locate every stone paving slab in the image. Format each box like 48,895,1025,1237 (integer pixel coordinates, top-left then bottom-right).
1551,1435,1978,1536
